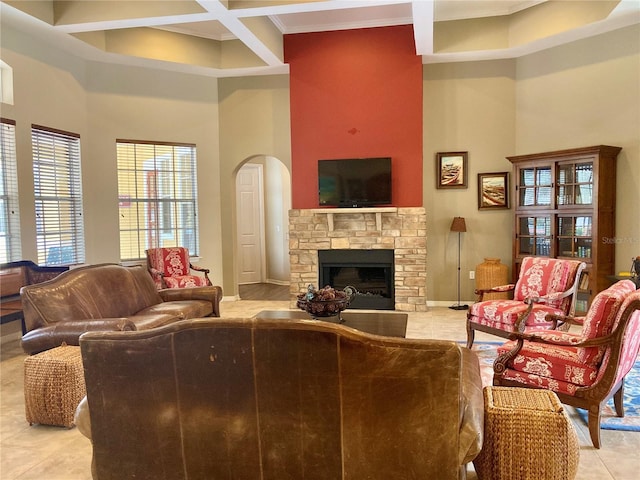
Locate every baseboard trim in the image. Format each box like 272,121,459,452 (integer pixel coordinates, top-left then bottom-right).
0,330,21,345
221,295,240,302
427,300,474,307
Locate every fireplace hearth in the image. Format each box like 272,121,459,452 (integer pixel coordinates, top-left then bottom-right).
319,249,394,310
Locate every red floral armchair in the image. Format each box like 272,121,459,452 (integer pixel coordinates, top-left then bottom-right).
493,280,639,448
146,247,212,289
466,256,586,347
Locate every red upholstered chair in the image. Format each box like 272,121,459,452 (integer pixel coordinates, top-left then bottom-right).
493,280,639,448
146,247,212,289
466,256,586,347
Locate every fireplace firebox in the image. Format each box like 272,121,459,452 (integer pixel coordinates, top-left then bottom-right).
318,249,394,310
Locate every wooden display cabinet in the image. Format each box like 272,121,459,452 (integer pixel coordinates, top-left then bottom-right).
508,145,621,314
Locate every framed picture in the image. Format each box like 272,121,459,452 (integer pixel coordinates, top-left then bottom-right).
478,172,510,210
436,152,468,189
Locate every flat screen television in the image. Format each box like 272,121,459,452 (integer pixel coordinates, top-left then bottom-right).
318,157,392,208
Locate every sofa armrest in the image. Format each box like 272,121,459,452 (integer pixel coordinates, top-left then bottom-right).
475,284,515,302
511,287,581,333
546,313,585,329
158,285,223,317
74,395,92,440
21,318,137,355
524,286,575,307
459,348,484,465
189,263,210,275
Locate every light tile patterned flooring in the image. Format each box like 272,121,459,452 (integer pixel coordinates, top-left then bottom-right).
1,299,639,479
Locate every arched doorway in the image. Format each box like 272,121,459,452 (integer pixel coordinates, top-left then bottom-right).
235,155,291,299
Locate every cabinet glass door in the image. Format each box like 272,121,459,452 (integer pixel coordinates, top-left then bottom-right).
557,162,593,205
557,215,592,259
517,216,552,256
518,166,552,207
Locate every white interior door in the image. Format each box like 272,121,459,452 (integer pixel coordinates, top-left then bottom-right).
236,163,264,284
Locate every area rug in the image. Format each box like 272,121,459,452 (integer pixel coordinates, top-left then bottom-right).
465,342,640,432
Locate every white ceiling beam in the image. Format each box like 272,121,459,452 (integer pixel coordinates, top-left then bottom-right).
52,13,217,34
412,0,434,55
222,16,284,65
227,0,412,18
196,0,283,66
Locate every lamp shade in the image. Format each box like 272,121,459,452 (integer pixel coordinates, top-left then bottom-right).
450,217,467,233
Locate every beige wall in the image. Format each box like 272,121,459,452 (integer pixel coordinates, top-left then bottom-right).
263,155,291,284
1,25,88,263
83,62,222,273
423,59,517,304
423,25,640,304
515,24,640,276
218,75,291,296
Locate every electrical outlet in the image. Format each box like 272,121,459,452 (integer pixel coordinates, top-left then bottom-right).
469,270,475,280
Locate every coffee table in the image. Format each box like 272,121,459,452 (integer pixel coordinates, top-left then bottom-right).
254,310,408,338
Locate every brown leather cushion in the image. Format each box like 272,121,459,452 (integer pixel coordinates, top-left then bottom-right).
135,301,213,324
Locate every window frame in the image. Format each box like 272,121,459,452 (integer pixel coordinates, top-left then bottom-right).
0,118,21,262
116,140,199,262
31,124,85,266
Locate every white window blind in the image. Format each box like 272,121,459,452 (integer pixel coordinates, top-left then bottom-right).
117,140,199,261
0,118,21,262
32,125,85,266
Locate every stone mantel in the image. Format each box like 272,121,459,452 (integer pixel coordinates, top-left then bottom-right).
309,207,398,231
289,207,427,312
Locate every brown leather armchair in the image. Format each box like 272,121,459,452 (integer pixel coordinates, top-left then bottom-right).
20,263,222,355
76,318,484,480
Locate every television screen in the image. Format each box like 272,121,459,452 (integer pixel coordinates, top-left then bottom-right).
318,157,392,207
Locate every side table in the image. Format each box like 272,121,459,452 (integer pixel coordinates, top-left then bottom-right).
473,386,579,480
24,345,86,428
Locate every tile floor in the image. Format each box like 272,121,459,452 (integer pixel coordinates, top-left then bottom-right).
1,301,639,479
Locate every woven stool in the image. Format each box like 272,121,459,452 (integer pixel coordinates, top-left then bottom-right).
24,345,85,428
474,386,579,480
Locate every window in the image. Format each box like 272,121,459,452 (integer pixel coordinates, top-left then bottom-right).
117,140,199,261
0,118,21,262
32,125,84,266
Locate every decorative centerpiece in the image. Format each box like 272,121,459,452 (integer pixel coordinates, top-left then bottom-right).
296,285,355,319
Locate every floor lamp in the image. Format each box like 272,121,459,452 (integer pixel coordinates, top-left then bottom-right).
449,216,469,310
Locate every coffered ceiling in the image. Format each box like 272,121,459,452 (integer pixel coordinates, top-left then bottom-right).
2,1,639,78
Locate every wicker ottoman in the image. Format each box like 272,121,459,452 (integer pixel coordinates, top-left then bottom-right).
474,386,579,480
24,345,86,428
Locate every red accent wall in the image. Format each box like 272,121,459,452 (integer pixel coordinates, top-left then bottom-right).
285,25,423,208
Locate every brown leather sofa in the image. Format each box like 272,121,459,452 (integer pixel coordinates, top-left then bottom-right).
20,264,222,355
75,317,484,480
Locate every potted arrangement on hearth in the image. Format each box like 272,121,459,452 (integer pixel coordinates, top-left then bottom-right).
296,284,355,320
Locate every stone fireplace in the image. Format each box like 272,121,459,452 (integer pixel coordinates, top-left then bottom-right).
289,207,427,312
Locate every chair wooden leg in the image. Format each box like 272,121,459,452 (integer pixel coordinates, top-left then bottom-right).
465,320,475,349
613,382,625,417
588,405,602,449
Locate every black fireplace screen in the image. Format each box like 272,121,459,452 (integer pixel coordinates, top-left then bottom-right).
318,249,394,310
